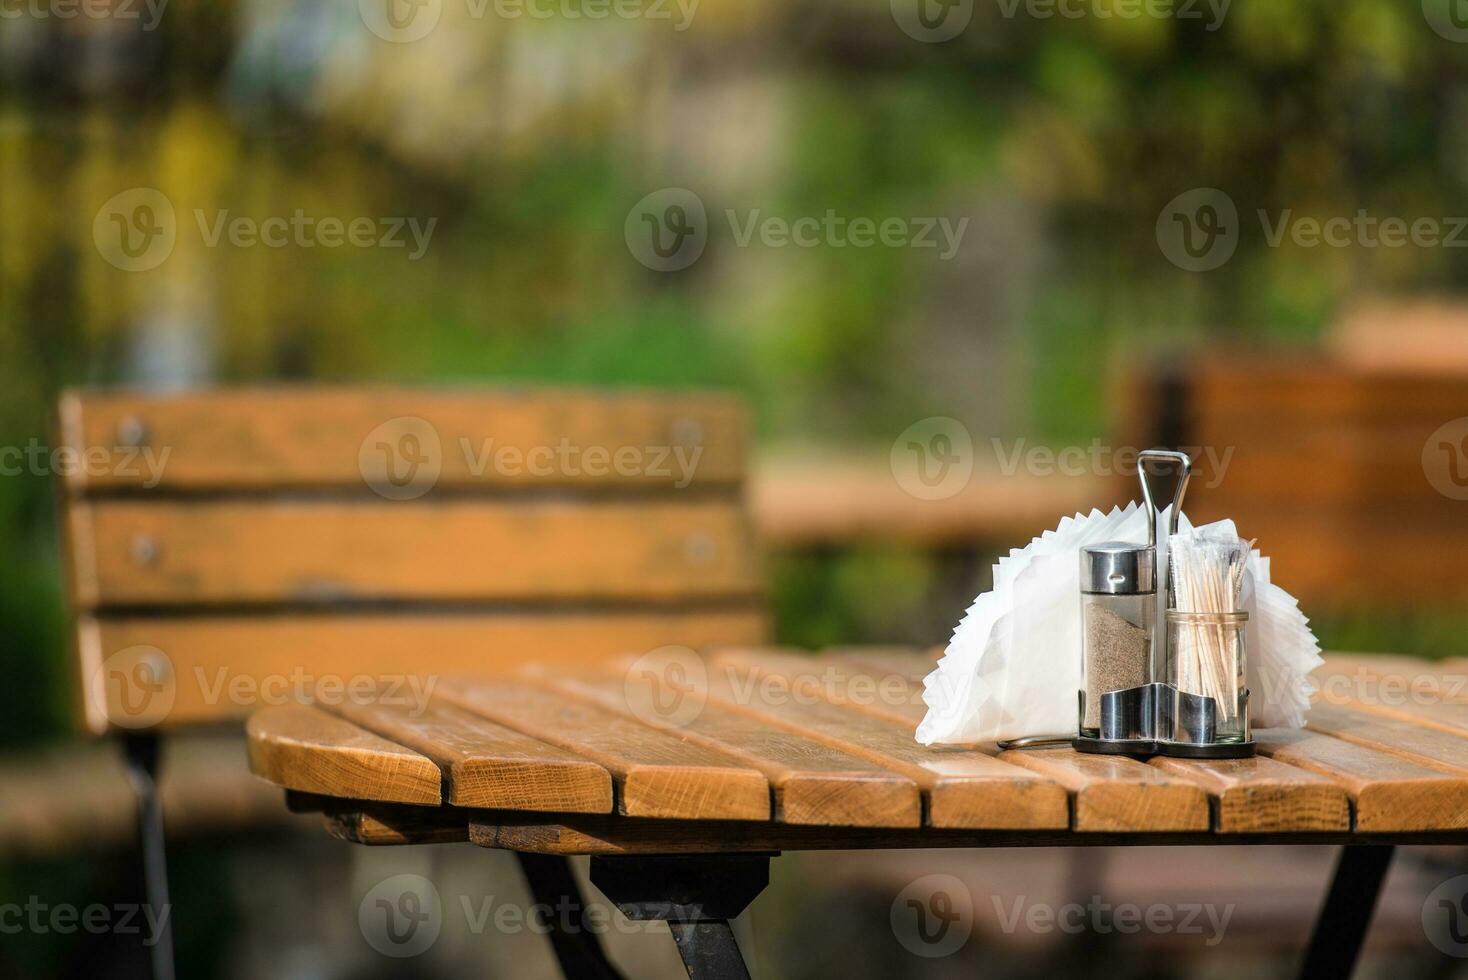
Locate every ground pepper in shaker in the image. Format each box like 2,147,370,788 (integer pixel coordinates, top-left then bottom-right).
1078,542,1156,736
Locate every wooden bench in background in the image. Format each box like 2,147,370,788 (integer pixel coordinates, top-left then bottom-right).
45,385,769,976
1119,356,1468,609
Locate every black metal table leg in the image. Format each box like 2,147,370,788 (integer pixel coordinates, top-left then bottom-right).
120,732,175,980
589,853,772,980
516,853,626,980
667,921,748,980
1299,844,1395,980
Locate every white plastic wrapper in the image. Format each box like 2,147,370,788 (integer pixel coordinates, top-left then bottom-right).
915,504,1321,745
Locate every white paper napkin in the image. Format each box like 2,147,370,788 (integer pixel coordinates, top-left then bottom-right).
916,506,1321,744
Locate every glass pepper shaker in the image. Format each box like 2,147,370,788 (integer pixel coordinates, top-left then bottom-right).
1077,542,1156,738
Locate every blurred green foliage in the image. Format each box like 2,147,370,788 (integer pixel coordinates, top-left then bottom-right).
3,0,1468,748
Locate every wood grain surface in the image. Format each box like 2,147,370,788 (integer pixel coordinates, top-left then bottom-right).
325,698,612,812
434,678,770,821
72,499,760,607
245,705,441,804
57,388,745,491
80,609,767,731
536,671,920,827
683,656,1069,829
238,649,1468,850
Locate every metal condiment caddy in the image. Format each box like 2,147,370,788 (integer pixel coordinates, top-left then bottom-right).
1072,449,1256,759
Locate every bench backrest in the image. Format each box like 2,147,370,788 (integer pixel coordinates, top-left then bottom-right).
56,388,767,733
1119,357,1468,608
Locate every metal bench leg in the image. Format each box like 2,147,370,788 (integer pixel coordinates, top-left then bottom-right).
1299,844,1394,980
516,853,626,980
120,732,176,980
590,853,772,980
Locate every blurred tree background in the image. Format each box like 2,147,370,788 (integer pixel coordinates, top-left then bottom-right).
4,0,1468,749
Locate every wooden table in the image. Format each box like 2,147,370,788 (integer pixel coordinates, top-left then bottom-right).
247,648,1468,979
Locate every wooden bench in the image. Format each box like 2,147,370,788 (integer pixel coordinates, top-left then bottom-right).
53,385,768,977
1118,356,1468,609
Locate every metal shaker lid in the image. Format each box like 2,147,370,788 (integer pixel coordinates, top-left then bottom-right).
1081,541,1155,594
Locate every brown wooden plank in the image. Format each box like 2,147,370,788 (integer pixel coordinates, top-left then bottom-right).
244,704,441,804
324,698,612,813
750,453,1111,547
433,678,769,821
996,748,1209,832
763,648,1335,833
1324,689,1468,737
535,671,920,828
58,387,745,491
649,657,1068,830
73,499,759,607
1306,702,1468,774
709,647,926,727
1181,507,1468,605
1314,655,1468,716
1256,728,1468,832
78,609,767,732
1147,756,1350,833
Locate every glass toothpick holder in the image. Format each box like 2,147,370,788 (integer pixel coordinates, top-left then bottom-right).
1163,610,1250,745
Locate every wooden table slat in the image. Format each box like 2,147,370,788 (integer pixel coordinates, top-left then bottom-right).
809,648,1351,833
711,647,927,727
822,647,940,684
433,678,770,821
666,658,1069,830
534,672,921,828
324,698,613,813
995,748,1210,832
1256,728,1468,831
1146,755,1350,833
240,648,1468,850
245,704,441,805
1306,702,1468,774
712,648,1208,832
